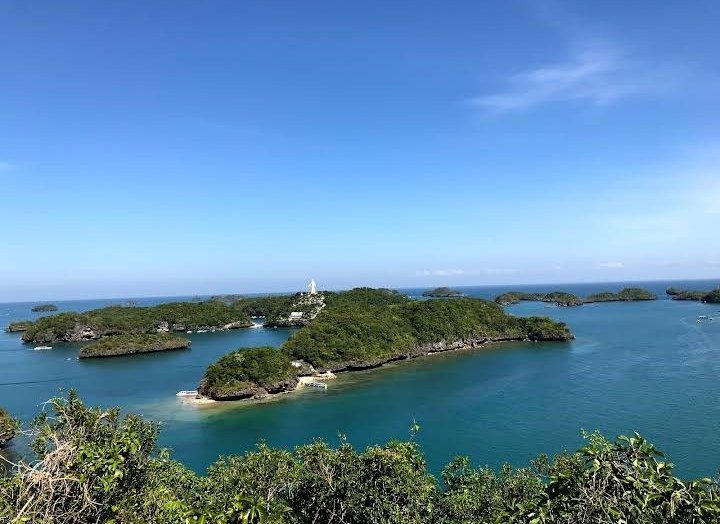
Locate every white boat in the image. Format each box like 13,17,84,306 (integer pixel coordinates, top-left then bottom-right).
176,390,199,397
309,382,328,389
197,329,207,333
33,345,52,350
186,330,193,333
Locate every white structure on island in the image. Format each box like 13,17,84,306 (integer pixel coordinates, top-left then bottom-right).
308,278,317,295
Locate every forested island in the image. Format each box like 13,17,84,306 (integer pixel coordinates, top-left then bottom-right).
494,287,657,306
12,292,328,344
2,393,719,523
198,288,572,401
31,303,58,312
666,287,720,302
78,333,191,359
421,286,464,297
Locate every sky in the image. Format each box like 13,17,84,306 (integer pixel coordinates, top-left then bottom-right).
1,0,719,300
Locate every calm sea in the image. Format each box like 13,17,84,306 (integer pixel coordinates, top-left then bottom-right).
1,280,719,478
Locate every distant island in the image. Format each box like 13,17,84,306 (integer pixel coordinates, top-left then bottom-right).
78,333,191,359
197,288,573,401
31,304,58,312
666,287,720,302
494,291,584,307
421,287,464,298
494,287,657,306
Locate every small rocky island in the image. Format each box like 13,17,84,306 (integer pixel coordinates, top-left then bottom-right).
78,333,191,359
198,288,573,401
494,287,657,306
421,287,464,298
31,303,58,312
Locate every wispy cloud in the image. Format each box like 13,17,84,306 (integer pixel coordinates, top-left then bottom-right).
470,43,666,113
417,268,465,277
484,268,517,275
598,261,624,269
0,162,14,171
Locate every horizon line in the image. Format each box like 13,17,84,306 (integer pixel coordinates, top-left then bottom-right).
2,277,718,305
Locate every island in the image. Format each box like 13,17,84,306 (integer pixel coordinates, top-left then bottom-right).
5,321,32,333
78,333,191,359
584,287,657,302
421,287,464,298
0,407,18,447
31,303,58,312
199,346,299,399
18,301,256,344
706,288,720,303
665,287,720,302
666,288,708,301
494,287,656,306
197,288,573,401
494,291,584,307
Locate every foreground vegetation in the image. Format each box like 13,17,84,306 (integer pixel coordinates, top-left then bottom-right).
2,393,719,523
495,287,657,306
18,301,255,344
0,407,18,447
78,333,191,359
200,288,572,399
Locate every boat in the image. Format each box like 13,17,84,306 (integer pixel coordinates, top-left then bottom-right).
698,315,710,320
308,382,328,389
176,390,199,397
33,345,52,350
197,329,207,333
186,330,193,333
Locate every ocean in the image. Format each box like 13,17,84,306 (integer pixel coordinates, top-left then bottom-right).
1,279,719,478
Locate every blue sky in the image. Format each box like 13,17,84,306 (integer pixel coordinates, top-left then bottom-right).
1,1,719,300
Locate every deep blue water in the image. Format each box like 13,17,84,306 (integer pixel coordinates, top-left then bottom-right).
1,280,719,478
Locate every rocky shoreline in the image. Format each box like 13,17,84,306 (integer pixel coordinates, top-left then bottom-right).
78,334,192,359
18,319,253,344
196,332,572,402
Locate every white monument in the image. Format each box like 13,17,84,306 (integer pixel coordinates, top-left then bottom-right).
308,279,317,295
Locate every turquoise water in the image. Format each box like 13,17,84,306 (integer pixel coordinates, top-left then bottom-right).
1,280,719,478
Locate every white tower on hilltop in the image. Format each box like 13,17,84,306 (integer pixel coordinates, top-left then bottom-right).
308,279,317,295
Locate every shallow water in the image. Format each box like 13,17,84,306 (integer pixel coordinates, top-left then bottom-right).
1,280,719,478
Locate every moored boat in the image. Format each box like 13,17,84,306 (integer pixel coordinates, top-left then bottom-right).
176,390,199,397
